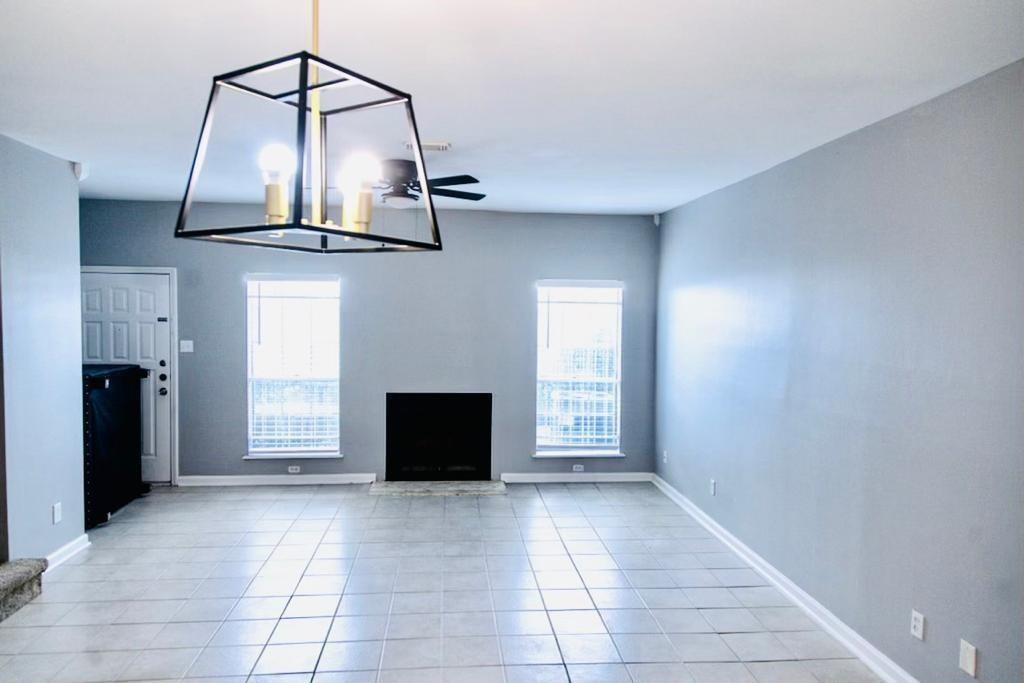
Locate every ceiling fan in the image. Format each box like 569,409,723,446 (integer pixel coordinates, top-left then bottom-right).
379,158,486,207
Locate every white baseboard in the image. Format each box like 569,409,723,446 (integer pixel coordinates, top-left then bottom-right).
651,474,916,683
44,533,90,575
500,472,655,484
177,473,377,486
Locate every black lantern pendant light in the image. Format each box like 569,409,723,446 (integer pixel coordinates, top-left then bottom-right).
174,0,447,253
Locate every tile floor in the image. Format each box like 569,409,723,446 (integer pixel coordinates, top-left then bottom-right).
2,483,882,682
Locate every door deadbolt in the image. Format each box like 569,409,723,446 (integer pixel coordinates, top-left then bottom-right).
159,373,167,381
159,388,168,396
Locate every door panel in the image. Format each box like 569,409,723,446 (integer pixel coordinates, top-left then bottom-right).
83,288,102,313
111,321,129,360
138,322,156,360
81,271,173,482
141,374,156,458
83,321,103,361
138,289,155,313
112,287,129,312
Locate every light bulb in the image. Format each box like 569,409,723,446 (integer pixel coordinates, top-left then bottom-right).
338,152,381,234
258,143,296,183
338,152,381,191
257,143,296,225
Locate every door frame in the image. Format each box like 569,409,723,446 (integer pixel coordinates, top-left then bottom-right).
81,266,180,485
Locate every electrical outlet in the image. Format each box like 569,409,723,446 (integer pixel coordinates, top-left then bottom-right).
287,465,301,474
572,464,584,473
910,610,924,640
662,450,668,464
959,639,977,677
710,479,717,496
52,502,62,525
179,339,194,353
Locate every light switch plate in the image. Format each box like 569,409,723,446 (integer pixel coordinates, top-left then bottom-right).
179,340,194,353
52,502,62,525
959,639,977,677
572,464,584,472
710,479,717,496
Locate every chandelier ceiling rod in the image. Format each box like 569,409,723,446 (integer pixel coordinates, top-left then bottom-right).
311,0,319,54
309,0,324,224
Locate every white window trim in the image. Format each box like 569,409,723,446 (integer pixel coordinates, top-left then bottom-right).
533,450,626,459
245,273,343,283
536,279,625,289
244,274,343,459
535,279,624,453
243,451,344,461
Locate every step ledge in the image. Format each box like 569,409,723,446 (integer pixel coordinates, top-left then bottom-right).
0,558,47,592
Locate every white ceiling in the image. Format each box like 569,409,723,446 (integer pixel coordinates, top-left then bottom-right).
1,0,1021,214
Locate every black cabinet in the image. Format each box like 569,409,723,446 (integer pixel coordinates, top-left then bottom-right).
82,365,148,529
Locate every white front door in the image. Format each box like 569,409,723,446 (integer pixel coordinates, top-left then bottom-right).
81,271,174,482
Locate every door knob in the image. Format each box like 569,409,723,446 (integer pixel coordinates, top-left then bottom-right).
159,360,166,367
159,388,168,396
159,373,167,381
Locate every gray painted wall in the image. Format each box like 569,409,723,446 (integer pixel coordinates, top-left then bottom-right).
0,135,84,559
655,61,1023,682
81,202,658,478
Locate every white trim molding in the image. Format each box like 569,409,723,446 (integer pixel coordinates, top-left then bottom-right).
44,533,91,575
243,452,344,461
651,474,917,683
532,451,626,459
177,473,376,487
535,278,624,289
500,472,654,484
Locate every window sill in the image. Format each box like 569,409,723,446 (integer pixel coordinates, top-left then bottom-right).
532,450,626,459
244,452,344,460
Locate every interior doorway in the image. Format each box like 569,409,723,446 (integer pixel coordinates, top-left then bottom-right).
81,267,178,484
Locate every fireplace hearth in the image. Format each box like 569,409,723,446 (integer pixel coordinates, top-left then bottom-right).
386,393,492,481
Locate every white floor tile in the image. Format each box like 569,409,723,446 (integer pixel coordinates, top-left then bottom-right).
18,483,882,682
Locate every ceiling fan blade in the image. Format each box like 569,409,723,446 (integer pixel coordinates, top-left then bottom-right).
427,174,479,187
430,187,486,201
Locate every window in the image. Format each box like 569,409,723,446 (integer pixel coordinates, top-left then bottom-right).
246,277,340,455
536,282,623,453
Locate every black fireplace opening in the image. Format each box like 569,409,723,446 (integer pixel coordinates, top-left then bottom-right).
386,393,492,481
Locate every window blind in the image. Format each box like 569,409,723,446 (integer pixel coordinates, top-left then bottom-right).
246,278,341,453
536,283,623,450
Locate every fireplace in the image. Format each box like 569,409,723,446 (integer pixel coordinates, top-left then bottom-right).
386,393,492,481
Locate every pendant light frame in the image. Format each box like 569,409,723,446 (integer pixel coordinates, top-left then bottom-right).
174,51,443,254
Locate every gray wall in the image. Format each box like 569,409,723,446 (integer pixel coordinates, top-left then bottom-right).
81,202,658,478
0,135,84,559
655,61,1023,682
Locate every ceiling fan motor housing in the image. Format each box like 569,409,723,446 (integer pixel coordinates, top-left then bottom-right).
380,158,486,203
